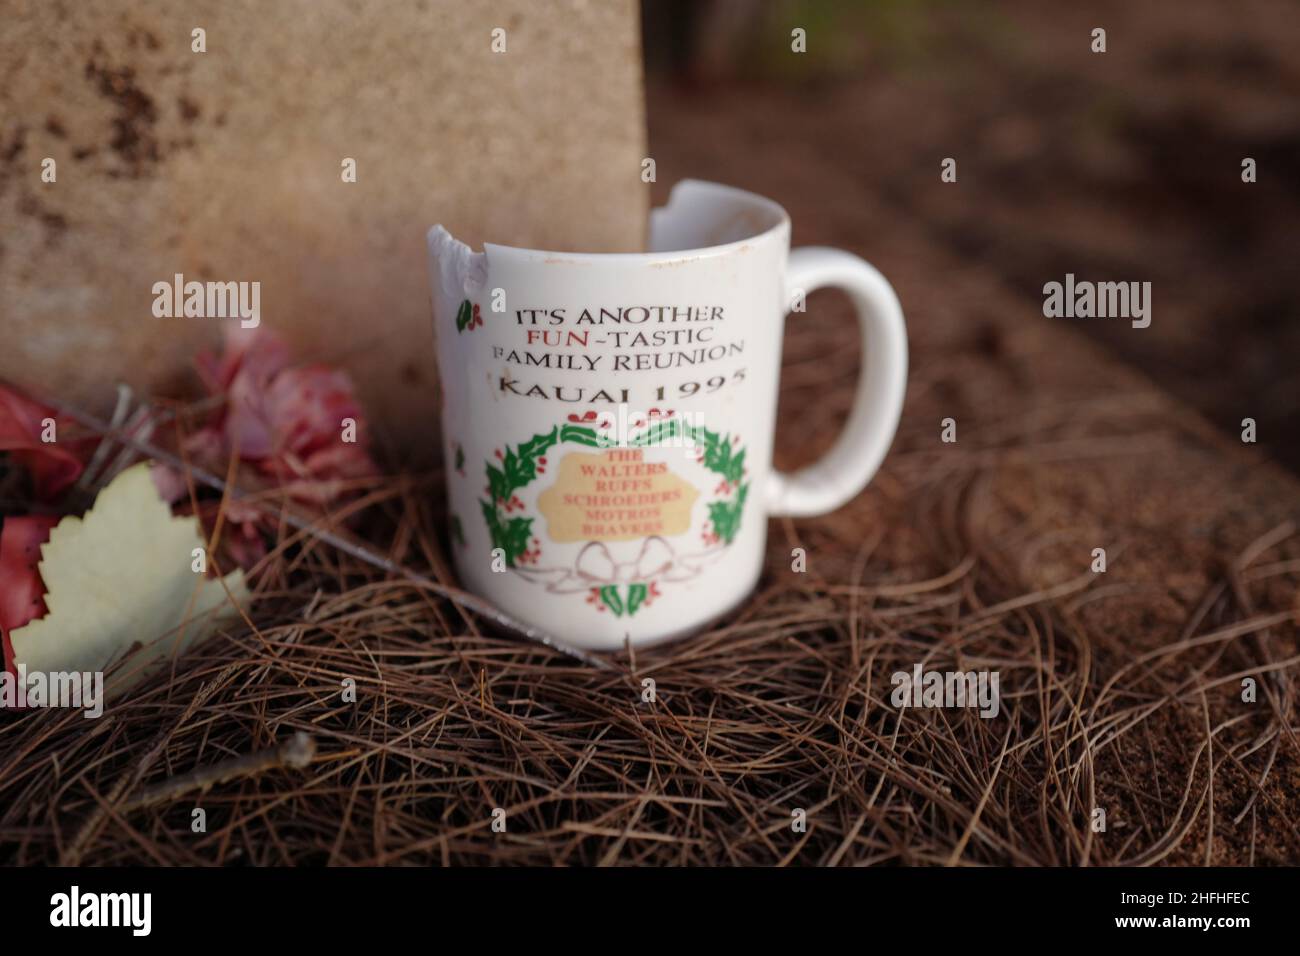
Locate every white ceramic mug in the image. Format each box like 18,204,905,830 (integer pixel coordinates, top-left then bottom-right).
426,180,906,651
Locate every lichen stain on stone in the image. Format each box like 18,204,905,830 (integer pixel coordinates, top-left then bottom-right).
82,30,201,179
84,41,161,177
16,191,69,248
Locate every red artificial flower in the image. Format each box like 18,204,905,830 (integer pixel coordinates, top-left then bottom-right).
0,383,98,675
0,515,57,676
0,384,88,501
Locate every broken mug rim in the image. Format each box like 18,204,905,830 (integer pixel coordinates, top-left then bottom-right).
428,179,792,268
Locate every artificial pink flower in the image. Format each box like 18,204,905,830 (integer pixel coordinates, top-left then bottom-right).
155,328,378,568
188,328,375,490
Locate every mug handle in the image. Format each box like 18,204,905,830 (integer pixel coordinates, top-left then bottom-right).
767,247,909,517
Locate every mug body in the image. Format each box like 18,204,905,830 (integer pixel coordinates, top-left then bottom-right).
428,181,790,651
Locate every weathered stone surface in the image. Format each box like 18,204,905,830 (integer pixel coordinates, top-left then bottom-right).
0,0,648,452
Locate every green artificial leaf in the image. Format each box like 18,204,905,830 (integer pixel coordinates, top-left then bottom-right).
455,299,473,332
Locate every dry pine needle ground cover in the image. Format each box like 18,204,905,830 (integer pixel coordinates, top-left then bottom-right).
1,276,1297,864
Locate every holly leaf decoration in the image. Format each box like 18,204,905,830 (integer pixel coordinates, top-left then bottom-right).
501,516,532,564
699,429,745,486
707,481,749,545
630,418,684,448
626,582,648,616
560,423,607,448
598,585,625,616
480,499,533,567
723,447,746,486
479,426,562,567
502,427,558,490
485,463,511,507
455,299,474,333
480,419,752,581
517,427,558,461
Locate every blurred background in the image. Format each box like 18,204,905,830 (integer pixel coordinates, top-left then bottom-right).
643,0,1300,472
